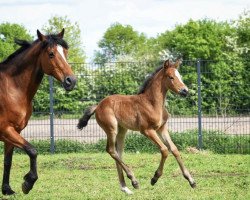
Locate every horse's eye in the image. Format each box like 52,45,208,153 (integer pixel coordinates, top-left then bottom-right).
49,52,54,58
169,76,174,80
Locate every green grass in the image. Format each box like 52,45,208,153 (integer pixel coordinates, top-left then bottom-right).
0,152,249,200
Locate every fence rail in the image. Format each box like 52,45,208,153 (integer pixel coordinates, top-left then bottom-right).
21,60,249,153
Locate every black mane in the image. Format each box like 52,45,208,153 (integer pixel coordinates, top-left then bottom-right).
0,33,69,65
138,65,163,94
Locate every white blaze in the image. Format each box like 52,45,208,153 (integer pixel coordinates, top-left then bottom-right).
175,69,184,84
57,45,67,62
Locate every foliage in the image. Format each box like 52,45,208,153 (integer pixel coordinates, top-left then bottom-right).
0,22,33,61
42,15,86,63
1,129,248,155
157,19,235,60
234,10,250,111
94,22,157,63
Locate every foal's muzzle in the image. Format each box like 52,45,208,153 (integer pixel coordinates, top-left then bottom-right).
179,88,188,97
62,75,77,91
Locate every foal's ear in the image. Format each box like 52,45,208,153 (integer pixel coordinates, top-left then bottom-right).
58,28,65,39
163,59,171,69
37,30,46,42
174,59,182,69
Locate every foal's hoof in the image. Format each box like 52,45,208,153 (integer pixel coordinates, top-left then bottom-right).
151,177,158,186
2,185,15,195
132,181,139,189
190,182,197,188
22,182,31,194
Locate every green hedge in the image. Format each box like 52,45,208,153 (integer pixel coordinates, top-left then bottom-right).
0,130,248,154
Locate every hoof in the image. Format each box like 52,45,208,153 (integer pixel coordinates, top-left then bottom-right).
22,182,31,194
151,177,158,186
132,181,139,189
190,182,196,188
2,185,15,195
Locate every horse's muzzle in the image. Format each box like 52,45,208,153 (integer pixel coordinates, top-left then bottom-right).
179,88,188,97
62,75,77,91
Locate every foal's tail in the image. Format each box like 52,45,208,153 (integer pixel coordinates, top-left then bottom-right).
77,105,98,130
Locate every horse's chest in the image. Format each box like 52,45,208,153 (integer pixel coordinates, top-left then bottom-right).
7,104,32,131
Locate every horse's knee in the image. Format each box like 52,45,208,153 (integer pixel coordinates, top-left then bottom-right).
24,145,37,159
106,148,116,158
161,147,168,158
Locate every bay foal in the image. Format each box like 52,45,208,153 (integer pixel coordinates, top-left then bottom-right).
0,29,76,195
78,59,195,194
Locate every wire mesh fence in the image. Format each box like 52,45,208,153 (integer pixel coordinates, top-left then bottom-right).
21,60,249,153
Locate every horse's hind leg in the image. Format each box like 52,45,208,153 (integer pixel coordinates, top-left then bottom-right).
115,127,133,194
104,127,139,190
2,127,38,194
2,142,15,195
158,123,196,188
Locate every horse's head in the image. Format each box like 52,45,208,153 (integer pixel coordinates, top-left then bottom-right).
36,29,76,91
164,59,188,97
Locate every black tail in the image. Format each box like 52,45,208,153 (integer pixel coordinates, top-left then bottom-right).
77,105,97,130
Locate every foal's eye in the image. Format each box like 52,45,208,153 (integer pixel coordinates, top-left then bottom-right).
169,76,174,80
49,52,54,58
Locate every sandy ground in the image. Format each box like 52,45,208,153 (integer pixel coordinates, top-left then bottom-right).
21,116,250,143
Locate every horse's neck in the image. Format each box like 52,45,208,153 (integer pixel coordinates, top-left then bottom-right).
143,70,168,108
9,46,44,102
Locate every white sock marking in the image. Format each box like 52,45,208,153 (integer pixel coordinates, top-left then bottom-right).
121,186,133,195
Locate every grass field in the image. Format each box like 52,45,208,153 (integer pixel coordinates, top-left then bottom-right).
0,152,249,200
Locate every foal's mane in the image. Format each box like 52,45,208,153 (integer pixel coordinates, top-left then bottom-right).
138,65,163,94
0,33,69,65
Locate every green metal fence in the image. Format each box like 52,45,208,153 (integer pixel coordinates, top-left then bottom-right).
21,60,249,153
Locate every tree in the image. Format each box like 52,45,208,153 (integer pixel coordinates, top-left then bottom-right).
234,10,250,112
94,23,156,63
0,23,33,61
157,19,235,60
42,15,85,63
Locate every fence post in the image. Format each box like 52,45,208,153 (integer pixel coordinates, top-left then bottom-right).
197,59,203,150
49,76,55,154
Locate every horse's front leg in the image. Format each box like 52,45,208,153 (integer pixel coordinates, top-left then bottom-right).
2,127,38,194
2,142,15,195
158,123,196,188
22,143,38,194
142,129,169,185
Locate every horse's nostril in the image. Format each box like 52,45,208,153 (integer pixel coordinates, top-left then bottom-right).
65,77,72,85
63,76,76,91
179,88,188,97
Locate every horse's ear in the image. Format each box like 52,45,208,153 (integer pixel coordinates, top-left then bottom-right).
37,30,46,42
58,28,65,39
163,59,171,69
174,59,182,69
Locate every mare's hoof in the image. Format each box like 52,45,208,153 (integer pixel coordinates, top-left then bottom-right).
190,182,196,188
22,182,31,194
132,181,139,189
151,177,158,186
2,185,15,195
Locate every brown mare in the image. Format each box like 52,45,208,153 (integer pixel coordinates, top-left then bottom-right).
0,29,76,195
78,59,196,194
